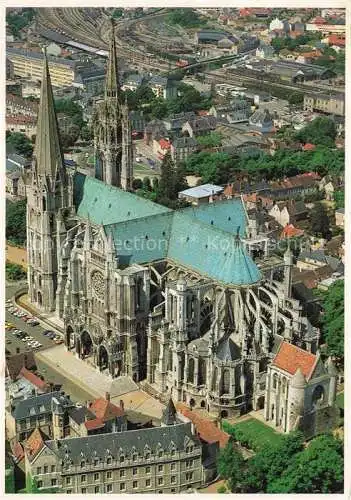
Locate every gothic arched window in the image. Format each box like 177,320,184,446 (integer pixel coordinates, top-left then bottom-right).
221,369,230,395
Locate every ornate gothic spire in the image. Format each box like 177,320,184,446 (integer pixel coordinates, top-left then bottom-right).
34,47,64,179
105,18,120,99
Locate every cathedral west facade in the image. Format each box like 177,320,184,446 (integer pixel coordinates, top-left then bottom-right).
25,22,337,435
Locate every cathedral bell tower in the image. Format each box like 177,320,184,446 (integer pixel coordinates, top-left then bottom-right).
26,48,73,312
93,18,133,190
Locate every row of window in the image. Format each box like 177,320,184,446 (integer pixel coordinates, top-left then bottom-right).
78,447,193,468
36,466,56,475
67,485,178,494
63,474,193,493
65,461,195,483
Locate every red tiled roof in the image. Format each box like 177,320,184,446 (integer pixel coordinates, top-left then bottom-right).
197,110,209,116
26,428,46,458
281,224,304,238
176,403,229,448
159,138,171,150
272,341,316,379
12,441,24,462
303,143,316,151
84,418,105,431
89,398,124,421
328,35,345,47
19,367,48,390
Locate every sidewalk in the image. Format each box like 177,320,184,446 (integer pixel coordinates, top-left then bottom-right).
36,345,165,419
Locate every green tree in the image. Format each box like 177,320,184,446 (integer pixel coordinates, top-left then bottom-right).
6,262,26,281
132,178,143,190
80,125,93,141
218,440,245,492
158,152,177,204
334,190,344,209
295,117,337,147
268,434,343,493
309,202,331,239
142,176,152,191
6,132,33,158
321,280,344,364
243,431,304,492
6,199,27,246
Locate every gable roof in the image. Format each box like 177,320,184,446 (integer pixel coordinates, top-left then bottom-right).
19,367,49,391
6,352,36,381
45,422,199,462
76,175,261,287
176,403,229,448
272,341,316,379
89,398,124,421
74,173,171,225
26,428,47,459
12,391,70,420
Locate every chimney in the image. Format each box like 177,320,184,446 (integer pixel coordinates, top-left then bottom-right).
105,392,110,402
119,399,124,411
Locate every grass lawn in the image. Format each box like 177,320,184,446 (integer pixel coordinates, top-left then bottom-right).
336,392,344,409
223,418,283,451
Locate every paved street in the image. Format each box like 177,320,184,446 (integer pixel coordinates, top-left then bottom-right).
37,345,165,419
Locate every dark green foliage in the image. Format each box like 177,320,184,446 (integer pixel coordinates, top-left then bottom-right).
156,153,188,208
6,199,27,246
167,8,205,28
123,83,212,119
5,463,15,493
334,190,344,210
271,33,322,53
112,8,123,18
6,262,26,281
6,8,35,37
309,202,331,239
268,434,343,493
313,50,345,75
196,132,223,148
142,176,152,191
218,440,245,492
295,117,337,148
321,280,344,364
54,99,85,142
80,125,93,141
132,178,143,190
288,92,304,105
6,132,33,158
184,151,234,184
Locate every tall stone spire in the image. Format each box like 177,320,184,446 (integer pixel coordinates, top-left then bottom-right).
105,18,120,99
34,47,64,180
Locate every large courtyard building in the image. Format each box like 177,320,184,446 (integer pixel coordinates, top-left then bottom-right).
24,21,337,438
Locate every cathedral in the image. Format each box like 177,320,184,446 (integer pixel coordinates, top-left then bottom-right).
25,23,337,435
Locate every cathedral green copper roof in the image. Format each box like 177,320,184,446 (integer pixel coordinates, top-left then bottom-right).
74,173,171,225
181,198,247,236
74,174,261,286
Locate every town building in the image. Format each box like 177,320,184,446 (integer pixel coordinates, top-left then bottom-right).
171,136,198,164
24,400,206,493
303,93,345,117
182,116,217,137
265,342,338,436
178,184,224,205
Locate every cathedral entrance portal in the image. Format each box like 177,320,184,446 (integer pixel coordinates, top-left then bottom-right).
66,326,74,350
98,345,109,371
81,331,93,359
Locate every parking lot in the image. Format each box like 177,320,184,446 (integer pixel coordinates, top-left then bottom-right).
5,284,63,357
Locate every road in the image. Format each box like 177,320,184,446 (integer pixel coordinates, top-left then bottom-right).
6,280,94,403
5,281,60,357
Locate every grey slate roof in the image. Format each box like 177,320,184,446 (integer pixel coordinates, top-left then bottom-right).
298,250,343,273
172,136,198,148
68,406,95,425
12,391,71,420
216,336,241,361
162,399,178,426
7,153,30,167
45,422,199,462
